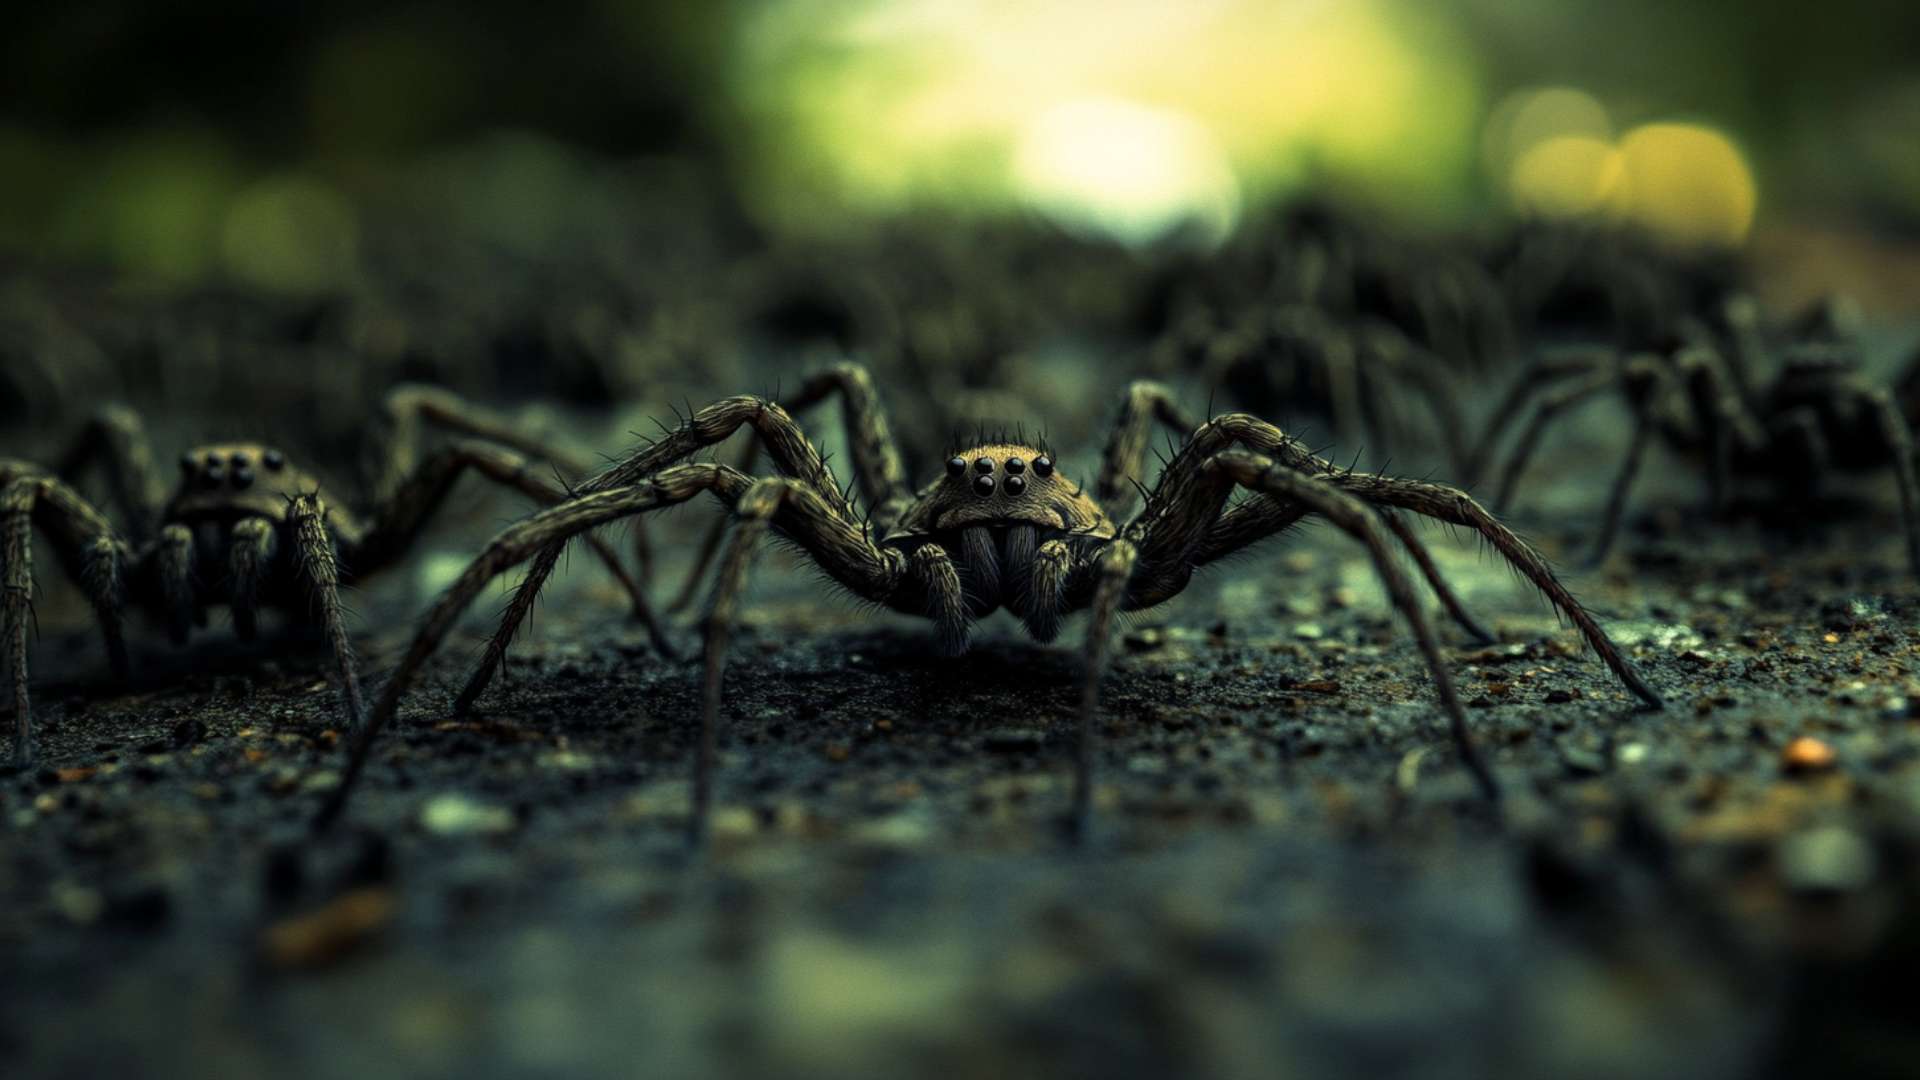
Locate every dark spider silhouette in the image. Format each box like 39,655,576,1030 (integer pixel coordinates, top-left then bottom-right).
1474,298,1920,573
323,363,1662,842
2,385,671,768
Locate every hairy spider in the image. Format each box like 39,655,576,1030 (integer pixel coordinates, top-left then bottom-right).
3,385,672,768
1152,302,1475,473
323,362,1661,841
1475,300,1920,572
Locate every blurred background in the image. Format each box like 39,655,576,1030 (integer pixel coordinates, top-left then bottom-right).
2,0,1916,292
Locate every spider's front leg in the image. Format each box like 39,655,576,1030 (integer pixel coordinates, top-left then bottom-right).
1,468,132,768
1149,413,1661,708
457,392,870,712
316,462,905,835
1103,385,1492,644
667,361,916,612
1073,452,1497,837
346,435,673,657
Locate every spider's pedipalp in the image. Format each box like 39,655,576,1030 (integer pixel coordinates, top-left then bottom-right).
227,516,277,641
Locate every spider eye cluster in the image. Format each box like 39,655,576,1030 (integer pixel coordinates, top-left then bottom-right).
179,448,286,491
955,452,1054,497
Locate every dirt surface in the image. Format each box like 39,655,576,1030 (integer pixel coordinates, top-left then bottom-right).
8,396,1920,1079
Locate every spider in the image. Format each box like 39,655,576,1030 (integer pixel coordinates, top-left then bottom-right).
2,384,673,768
322,362,1661,841
1474,300,1920,573
1153,302,1476,474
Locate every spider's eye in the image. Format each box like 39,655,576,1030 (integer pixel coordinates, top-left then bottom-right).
972,474,996,496
200,461,225,489
179,453,195,473
946,456,967,478
231,463,256,490
974,456,995,474
1004,457,1025,475
263,450,286,471
1032,456,1054,477
1003,475,1026,496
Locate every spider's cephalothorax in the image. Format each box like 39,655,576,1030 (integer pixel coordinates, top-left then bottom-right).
327,363,1663,842
3,387,670,768
887,445,1109,644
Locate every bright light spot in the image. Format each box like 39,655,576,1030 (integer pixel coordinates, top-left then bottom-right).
221,175,360,293
1508,135,1624,218
1615,123,1757,248
1012,98,1239,247
1482,86,1611,185
733,0,1481,228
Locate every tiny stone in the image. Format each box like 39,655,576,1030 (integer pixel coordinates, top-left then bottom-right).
420,793,517,836
1293,623,1324,641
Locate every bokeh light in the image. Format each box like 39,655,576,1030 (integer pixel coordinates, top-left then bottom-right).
1614,123,1758,248
1010,98,1239,246
731,0,1481,241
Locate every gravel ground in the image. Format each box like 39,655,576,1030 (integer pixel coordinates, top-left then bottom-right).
8,406,1920,1079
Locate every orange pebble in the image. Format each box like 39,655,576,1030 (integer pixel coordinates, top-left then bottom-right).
1782,736,1836,773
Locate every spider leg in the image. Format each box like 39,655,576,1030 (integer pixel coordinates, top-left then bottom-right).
2,470,131,767
227,516,277,641
376,383,601,501
1022,538,1075,643
1327,468,1662,707
317,463,903,832
1465,350,1609,483
1074,538,1138,836
1674,345,1764,515
667,361,913,613
1176,453,1495,802
1380,511,1496,645
1491,368,1617,512
290,494,365,731
463,396,860,708
346,438,672,657
1583,357,1671,568
693,477,817,846
1096,380,1200,515
54,405,165,542
1147,414,1660,706
1863,391,1920,576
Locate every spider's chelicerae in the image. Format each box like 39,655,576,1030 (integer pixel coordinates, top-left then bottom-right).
3,385,672,768
327,363,1662,840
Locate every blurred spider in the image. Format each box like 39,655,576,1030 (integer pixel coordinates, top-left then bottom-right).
3,385,670,768
1476,300,1919,572
325,363,1660,842
1154,303,1475,473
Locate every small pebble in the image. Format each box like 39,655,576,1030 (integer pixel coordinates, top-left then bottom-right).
1782,736,1837,774
420,794,516,836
